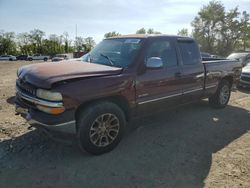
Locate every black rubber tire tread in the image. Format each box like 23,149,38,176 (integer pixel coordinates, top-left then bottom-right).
76,101,126,155
209,79,231,109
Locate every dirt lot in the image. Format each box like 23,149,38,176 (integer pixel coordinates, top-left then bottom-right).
0,61,250,188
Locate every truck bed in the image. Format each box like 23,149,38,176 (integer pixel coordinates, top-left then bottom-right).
202,59,242,93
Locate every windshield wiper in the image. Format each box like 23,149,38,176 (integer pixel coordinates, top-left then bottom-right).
100,53,114,66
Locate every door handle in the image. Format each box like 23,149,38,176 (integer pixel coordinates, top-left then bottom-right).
175,72,181,78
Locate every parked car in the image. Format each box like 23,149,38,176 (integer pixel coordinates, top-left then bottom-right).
210,54,224,59
27,54,50,61
16,55,28,61
227,52,250,67
52,54,69,62
201,52,211,58
15,35,242,155
0,55,16,61
201,52,224,60
239,63,250,87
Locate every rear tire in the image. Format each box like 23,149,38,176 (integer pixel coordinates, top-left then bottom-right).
209,79,231,108
44,57,48,61
76,101,126,155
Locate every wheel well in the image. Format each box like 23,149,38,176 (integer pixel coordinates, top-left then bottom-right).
75,96,130,123
222,76,233,87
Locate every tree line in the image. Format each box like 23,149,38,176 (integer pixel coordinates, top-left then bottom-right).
0,29,96,56
0,27,160,56
178,1,250,56
1,1,249,57
106,1,250,56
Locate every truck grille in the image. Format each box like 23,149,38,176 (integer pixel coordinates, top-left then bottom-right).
16,78,36,96
241,76,250,82
242,72,250,76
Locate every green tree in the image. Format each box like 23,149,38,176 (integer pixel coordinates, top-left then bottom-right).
136,28,146,34
63,32,69,53
177,28,189,36
192,1,250,55
84,37,95,52
75,37,85,52
240,11,250,51
29,29,45,54
48,34,65,55
0,31,17,55
104,31,121,39
219,7,241,55
136,28,161,34
192,1,225,54
17,32,33,55
147,28,161,34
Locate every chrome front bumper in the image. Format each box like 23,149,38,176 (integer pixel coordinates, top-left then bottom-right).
27,114,76,134
240,73,250,87
16,85,76,135
15,104,76,135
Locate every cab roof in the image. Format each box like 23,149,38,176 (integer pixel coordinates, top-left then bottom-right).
108,34,192,40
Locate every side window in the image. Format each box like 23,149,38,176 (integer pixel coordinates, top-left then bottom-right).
178,41,201,65
146,40,178,67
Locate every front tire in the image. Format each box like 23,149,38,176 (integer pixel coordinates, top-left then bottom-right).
209,79,231,108
44,57,48,61
76,102,126,155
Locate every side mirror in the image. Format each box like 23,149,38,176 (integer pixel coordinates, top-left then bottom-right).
146,57,164,69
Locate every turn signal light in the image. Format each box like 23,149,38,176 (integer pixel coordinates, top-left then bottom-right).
36,105,65,115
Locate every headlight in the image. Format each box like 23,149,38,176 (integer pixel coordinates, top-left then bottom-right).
36,89,62,101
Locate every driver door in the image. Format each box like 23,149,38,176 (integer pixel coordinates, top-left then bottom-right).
136,38,183,115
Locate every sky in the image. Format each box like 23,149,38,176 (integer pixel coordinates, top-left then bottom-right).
0,0,250,43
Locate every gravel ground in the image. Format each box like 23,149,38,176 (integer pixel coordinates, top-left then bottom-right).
0,61,250,188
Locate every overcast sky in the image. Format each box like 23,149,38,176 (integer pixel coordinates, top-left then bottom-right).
0,0,250,43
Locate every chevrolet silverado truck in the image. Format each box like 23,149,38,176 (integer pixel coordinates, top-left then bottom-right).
15,35,242,155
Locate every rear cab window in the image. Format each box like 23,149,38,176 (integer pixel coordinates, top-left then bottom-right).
178,39,201,65
146,39,178,67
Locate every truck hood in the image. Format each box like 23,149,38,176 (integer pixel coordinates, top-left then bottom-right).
18,61,123,89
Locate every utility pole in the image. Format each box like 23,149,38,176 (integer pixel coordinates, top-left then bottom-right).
75,24,78,39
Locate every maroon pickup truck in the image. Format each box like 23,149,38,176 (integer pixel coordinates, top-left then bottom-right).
15,35,242,155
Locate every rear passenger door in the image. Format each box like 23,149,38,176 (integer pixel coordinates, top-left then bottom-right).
136,38,183,114
177,39,205,103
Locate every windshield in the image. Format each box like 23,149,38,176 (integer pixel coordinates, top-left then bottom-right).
227,53,248,60
82,38,142,68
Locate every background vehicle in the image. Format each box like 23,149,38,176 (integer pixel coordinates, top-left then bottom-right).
201,52,211,58
227,52,250,67
16,55,28,60
0,55,16,61
239,63,250,87
27,54,50,61
52,54,69,62
15,35,241,155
